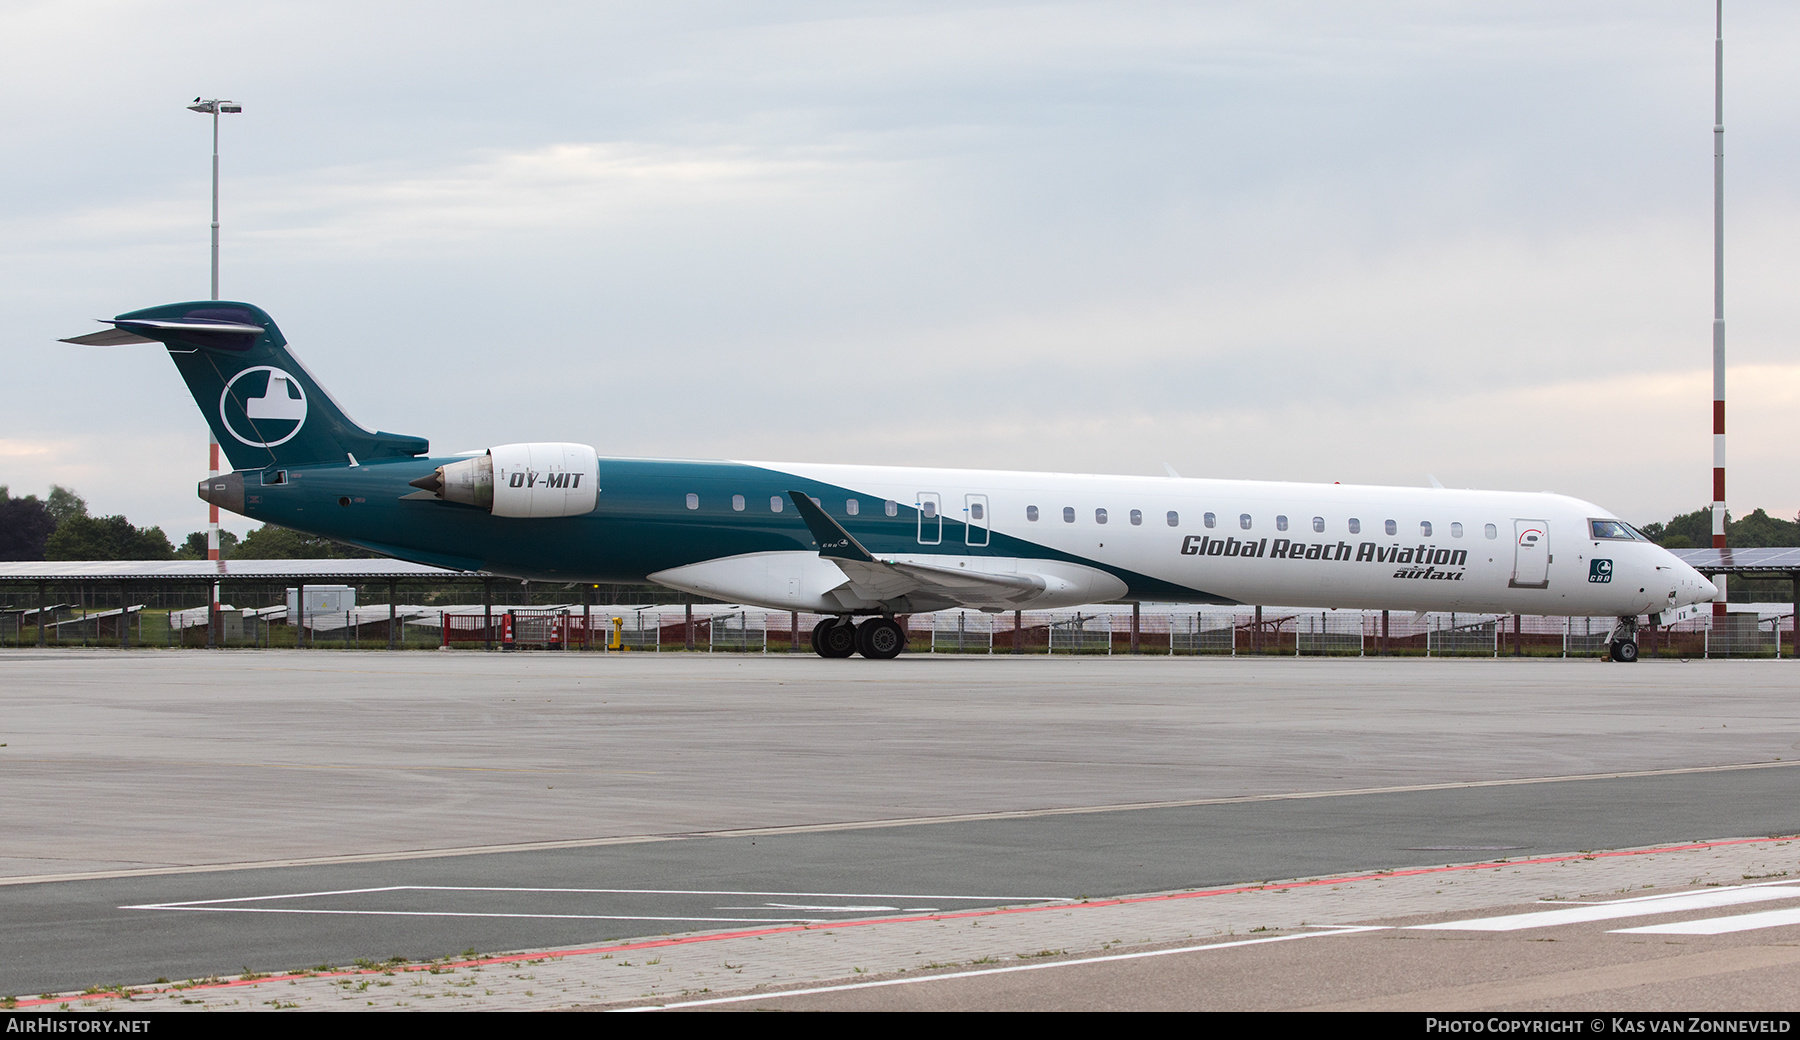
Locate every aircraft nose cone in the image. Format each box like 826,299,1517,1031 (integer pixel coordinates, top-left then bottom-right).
1675,561,1718,606
196,472,245,515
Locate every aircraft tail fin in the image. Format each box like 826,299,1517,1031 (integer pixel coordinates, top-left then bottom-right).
66,301,428,472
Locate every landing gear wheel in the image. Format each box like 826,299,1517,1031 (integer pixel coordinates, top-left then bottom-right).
854,617,906,660
813,618,856,658
1609,639,1639,663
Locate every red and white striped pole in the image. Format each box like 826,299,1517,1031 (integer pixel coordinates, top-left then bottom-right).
1710,0,1728,618
209,432,222,644
208,433,221,563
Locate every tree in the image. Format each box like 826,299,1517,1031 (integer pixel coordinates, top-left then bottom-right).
1638,506,1800,549
0,487,57,561
1727,508,1800,548
235,523,379,560
45,485,88,526
176,529,241,559
44,514,175,560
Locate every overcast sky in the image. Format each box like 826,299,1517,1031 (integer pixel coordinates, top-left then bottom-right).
3,1,1796,540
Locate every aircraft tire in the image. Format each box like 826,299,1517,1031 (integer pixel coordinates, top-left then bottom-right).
809,619,824,655
854,617,906,660
1609,639,1639,663
815,619,856,658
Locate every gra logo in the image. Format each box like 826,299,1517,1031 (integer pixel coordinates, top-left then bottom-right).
219,366,308,447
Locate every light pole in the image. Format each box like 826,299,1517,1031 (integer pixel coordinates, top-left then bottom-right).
188,98,241,647
1708,3,1729,620
187,98,242,301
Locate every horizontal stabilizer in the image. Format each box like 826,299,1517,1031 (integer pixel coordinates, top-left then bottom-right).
59,327,157,347
115,318,267,335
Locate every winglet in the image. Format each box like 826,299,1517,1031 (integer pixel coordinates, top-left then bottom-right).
785,491,875,562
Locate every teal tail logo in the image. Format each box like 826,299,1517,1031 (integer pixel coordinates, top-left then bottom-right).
221,366,309,448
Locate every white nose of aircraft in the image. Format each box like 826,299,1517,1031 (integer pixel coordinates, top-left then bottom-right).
1664,553,1719,609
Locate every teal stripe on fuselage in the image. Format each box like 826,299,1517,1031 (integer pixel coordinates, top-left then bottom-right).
239,456,1223,601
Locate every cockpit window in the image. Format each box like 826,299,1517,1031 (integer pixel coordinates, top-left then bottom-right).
1589,519,1641,541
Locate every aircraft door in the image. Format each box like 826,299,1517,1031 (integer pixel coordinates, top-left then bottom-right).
917,493,942,545
965,494,990,547
1509,519,1550,589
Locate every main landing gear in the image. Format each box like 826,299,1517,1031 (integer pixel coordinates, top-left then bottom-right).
810,616,905,660
1607,616,1640,663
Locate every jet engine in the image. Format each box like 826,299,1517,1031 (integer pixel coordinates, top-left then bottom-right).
409,443,598,518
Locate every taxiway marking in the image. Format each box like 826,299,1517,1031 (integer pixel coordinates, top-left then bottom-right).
1412,878,1800,932
1612,905,1800,935
122,885,1068,925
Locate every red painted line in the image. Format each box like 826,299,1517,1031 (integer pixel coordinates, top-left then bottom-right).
14,834,1794,1009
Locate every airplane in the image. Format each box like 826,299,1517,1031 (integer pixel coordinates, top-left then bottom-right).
63,300,1718,661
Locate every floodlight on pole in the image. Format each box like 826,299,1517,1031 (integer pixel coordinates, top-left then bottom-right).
187,98,242,301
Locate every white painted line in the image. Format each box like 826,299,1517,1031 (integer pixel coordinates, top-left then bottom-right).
122,885,1066,910
120,906,857,925
1412,879,1800,932
614,927,1388,1011
121,885,1069,923
123,885,411,909
1612,906,1800,936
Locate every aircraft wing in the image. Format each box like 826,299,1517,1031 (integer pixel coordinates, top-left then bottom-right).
785,491,1049,610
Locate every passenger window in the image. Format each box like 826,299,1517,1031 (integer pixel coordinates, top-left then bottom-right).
1130,509,1142,526
1484,523,1497,539
1239,513,1252,530
1204,512,1216,529
1275,515,1288,532
1384,519,1397,535
1027,505,1040,521
1348,518,1361,534
811,496,821,507
770,496,784,513
1420,521,1432,537
1166,511,1179,527
970,502,984,520
885,500,898,517
1450,522,1462,538
732,494,745,512
921,501,937,519
1096,508,1108,525
685,493,699,510
846,499,859,516
1063,507,1076,523
1312,517,1325,533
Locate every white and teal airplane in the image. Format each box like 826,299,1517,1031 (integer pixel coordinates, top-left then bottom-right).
65,300,1716,660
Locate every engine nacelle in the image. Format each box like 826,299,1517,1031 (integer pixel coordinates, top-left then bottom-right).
415,443,598,518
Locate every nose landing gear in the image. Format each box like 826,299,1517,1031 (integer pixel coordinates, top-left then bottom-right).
1607,616,1640,663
